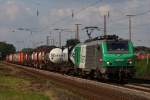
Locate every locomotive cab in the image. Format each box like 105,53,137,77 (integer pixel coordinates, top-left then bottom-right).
101,40,135,80
102,40,135,67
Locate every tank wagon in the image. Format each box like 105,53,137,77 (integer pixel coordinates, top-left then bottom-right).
22,48,33,66
31,46,55,68
32,46,63,70
7,54,13,63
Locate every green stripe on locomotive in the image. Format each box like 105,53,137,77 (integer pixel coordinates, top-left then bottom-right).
73,44,87,68
74,45,81,66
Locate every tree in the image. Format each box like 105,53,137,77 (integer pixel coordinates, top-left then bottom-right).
66,39,80,47
0,42,16,60
22,48,33,53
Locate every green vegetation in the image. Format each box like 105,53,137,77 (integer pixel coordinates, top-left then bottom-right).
0,63,56,100
135,59,150,78
0,69,49,100
0,42,16,60
0,90,49,100
66,39,80,47
0,63,86,100
21,48,33,53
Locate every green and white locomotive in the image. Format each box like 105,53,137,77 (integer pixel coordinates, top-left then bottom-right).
69,35,135,81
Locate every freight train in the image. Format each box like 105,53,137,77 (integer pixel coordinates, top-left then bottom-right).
6,35,135,82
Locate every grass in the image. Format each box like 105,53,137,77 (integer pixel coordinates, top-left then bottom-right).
0,70,50,100
134,58,150,78
0,63,86,100
0,63,55,100
0,90,49,100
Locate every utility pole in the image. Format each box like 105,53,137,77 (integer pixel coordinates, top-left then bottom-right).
104,15,107,35
46,36,49,45
103,11,110,35
51,39,54,46
59,31,61,47
54,28,64,47
75,24,81,40
48,31,54,46
54,28,76,47
126,15,135,41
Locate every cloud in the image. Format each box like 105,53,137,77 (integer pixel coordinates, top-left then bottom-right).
98,5,110,15
0,0,149,49
0,27,16,42
38,8,73,30
5,2,19,20
0,0,32,21
0,0,19,21
49,8,72,17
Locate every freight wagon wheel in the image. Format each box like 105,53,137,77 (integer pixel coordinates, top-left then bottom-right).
89,70,105,81
67,69,75,76
89,70,97,79
39,64,43,69
73,68,83,77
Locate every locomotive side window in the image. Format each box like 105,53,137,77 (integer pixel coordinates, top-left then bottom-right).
107,41,128,53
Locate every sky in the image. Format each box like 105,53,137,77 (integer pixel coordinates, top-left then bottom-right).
0,0,150,50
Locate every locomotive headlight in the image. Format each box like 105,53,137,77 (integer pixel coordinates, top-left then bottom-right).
129,61,132,64
128,59,132,64
106,61,112,65
107,62,110,65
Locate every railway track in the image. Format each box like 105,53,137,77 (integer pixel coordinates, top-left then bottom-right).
2,62,150,100
106,79,150,93
122,78,150,93
124,84,150,93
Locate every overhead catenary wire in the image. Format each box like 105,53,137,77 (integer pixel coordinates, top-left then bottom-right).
103,9,150,32
19,0,150,42
27,0,150,34
45,0,150,30
36,0,103,32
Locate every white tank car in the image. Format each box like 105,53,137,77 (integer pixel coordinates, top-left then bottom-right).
49,48,63,64
62,48,68,62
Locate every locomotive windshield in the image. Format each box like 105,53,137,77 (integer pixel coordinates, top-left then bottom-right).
106,41,128,53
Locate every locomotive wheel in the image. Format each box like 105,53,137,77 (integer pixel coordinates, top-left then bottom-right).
117,72,128,84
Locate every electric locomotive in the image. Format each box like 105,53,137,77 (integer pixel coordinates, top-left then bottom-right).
69,35,135,81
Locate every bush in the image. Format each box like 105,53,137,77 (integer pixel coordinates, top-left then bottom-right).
135,58,150,78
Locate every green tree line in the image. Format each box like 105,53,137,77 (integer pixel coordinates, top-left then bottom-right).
0,42,16,60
